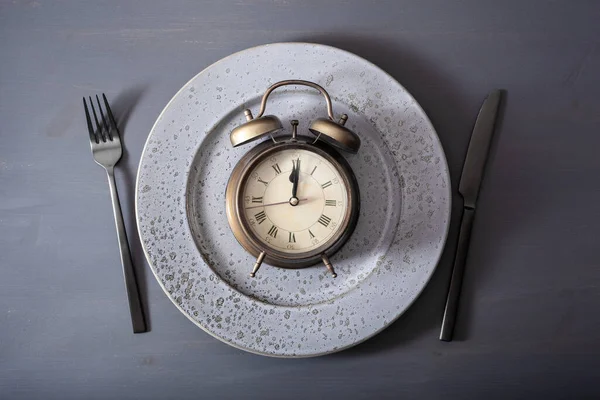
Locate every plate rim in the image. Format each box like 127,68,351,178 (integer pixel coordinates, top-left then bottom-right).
135,41,452,357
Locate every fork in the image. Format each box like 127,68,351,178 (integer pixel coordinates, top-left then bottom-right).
84,94,147,333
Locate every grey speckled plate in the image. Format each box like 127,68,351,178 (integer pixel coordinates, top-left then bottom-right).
136,43,451,357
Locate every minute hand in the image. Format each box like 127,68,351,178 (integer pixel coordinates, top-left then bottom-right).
290,159,300,199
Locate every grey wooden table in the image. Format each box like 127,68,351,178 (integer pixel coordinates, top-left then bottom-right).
2,1,600,398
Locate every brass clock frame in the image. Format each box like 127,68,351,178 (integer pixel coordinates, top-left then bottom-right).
225,137,360,275
226,79,362,277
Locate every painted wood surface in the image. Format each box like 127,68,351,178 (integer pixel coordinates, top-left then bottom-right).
1,1,599,398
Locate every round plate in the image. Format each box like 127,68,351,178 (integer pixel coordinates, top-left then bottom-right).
136,43,451,357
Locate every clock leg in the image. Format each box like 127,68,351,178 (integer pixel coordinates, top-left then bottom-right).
250,251,266,277
321,254,337,278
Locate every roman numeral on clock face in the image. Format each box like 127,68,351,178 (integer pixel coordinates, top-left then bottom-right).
252,196,263,203
321,180,332,189
325,199,336,206
318,214,332,227
255,211,267,224
309,229,315,239
272,163,282,174
267,225,278,238
257,177,269,186
288,232,296,243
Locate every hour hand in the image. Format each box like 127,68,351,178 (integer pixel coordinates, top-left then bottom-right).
289,159,300,205
288,159,297,184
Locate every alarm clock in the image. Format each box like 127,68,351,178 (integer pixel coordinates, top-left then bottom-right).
225,80,361,278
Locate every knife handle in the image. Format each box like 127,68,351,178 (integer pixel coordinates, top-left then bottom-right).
440,207,475,341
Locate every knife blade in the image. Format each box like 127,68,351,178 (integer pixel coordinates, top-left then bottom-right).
440,89,503,342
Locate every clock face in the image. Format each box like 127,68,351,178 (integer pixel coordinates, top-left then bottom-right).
240,148,349,255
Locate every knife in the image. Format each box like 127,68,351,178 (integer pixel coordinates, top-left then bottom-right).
440,89,503,342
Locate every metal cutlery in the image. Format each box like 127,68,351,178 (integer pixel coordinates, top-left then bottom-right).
83,94,147,333
440,90,503,341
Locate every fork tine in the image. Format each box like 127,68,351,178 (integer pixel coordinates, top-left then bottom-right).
102,93,120,139
96,94,112,141
83,97,99,144
89,96,106,142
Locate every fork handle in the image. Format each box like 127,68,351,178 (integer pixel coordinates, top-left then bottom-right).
106,167,147,333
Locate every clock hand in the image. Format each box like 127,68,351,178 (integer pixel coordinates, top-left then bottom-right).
245,198,309,210
288,159,297,183
290,158,300,203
